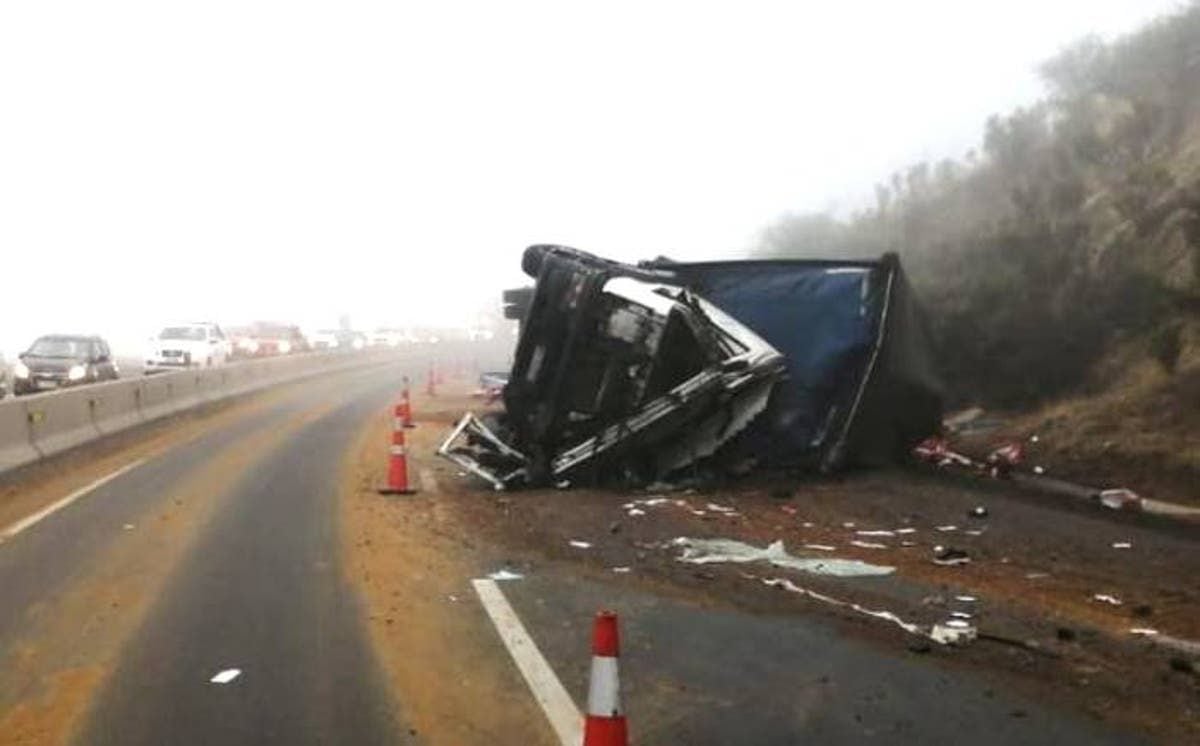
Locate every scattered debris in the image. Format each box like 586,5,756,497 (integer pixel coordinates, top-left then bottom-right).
1130,628,1159,636
122,524,134,530
1025,572,1050,580
626,508,646,517
1092,593,1123,606
1168,657,1195,674
487,569,524,581
931,622,977,645
964,529,985,536
763,577,928,639
802,522,815,528
611,567,632,574
900,540,918,547
986,442,1024,478
569,540,593,549
672,537,894,577
209,668,242,685
1097,488,1142,511
1033,465,1045,475
803,544,837,552
894,527,917,535
950,611,973,619
856,529,896,537
842,522,857,529
850,540,888,549
955,595,977,603
933,547,970,566
1111,541,1132,549
935,525,958,532
1133,604,1154,618
1056,627,1077,641
968,506,988,518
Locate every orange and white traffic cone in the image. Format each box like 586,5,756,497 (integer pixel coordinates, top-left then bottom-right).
399,385,415,429
583,611,628,746
378,404,416,494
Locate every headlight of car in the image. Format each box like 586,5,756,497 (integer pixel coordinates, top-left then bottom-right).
278,341,292,354
13,361,30,379
68,364,87,381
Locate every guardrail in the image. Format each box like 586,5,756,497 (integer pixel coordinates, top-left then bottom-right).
0,350,399,477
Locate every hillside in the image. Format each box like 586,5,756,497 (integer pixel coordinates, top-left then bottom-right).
757,4,1200,500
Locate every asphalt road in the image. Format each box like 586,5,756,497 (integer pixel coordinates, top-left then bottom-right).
0,363,415,744
0,364,1162,745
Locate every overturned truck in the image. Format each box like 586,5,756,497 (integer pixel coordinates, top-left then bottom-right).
440,245,943,489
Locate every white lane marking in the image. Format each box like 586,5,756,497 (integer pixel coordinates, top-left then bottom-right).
209,668,242,684
472,579,583,745
0,459,147,544
419,468,439,492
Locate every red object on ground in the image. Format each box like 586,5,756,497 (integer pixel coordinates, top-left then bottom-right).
584,611,628,746
379,404,416,494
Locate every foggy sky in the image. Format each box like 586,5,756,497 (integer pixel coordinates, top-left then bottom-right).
0,0,1184,355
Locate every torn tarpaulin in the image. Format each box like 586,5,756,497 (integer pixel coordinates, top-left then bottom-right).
440,245,943,489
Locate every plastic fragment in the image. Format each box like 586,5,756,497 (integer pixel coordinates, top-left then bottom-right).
210,669,242,684
487,569,524,581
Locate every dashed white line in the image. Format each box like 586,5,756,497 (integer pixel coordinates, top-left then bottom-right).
472,578,583,745
0,459,147,544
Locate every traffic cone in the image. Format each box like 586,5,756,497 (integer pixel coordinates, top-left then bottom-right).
583,611,628,746
400,385,415,429
378,404,416,494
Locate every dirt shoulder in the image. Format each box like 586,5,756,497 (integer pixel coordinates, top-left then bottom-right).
337,390,558,746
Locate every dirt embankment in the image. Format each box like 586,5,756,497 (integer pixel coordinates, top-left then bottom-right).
957,330,1200,508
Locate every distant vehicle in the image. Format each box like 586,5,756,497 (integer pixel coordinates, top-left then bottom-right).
231,323,309,357
12,335,120,395
339,330,368,351
310,329,340,350
145,323,230,373
370,328,409,347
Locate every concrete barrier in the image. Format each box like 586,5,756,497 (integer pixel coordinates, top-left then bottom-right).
0,398,38,473
90,380,144,436
138,374,179,422
0,350,404,479
26,387,104,458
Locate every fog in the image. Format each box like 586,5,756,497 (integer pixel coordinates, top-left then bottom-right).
0,0,1181,357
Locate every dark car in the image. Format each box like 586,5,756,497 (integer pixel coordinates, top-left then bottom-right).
12,335,121,395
